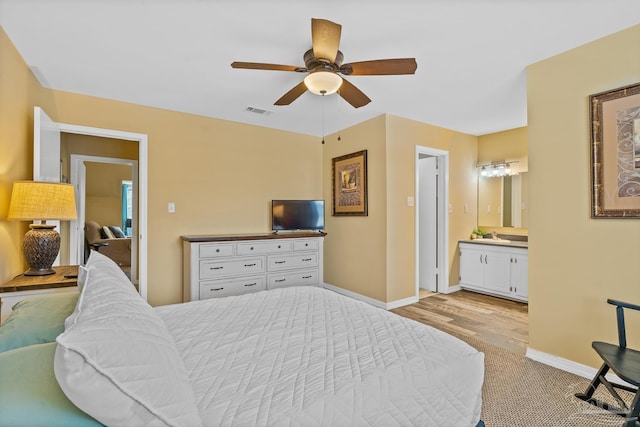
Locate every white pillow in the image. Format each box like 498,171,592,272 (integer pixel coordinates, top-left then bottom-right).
76,265,89,292
55,251,202,427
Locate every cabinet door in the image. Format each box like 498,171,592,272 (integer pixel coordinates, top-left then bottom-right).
511,254,528,299
483,250,511,295
460,245,485,287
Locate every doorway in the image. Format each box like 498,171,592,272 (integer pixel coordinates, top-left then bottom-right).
70,155,139,284
34,107,149,300
415,146,449,297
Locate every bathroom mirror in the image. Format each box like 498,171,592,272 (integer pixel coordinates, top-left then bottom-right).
478,171,528,228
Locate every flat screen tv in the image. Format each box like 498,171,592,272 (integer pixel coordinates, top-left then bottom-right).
272,200,324,232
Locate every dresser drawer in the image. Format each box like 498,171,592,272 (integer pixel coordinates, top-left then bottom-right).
200,275,266,299
237,240,292,255
200,256,264,279
293,239,318,251
268,252,318,271
268,269,318,289
199,243,235,258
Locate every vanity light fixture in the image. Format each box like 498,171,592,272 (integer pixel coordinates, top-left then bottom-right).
477,161,518,178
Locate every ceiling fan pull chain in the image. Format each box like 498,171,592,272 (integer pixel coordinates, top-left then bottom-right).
321,94,325,144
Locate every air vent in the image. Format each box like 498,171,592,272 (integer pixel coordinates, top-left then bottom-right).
245,106,273,115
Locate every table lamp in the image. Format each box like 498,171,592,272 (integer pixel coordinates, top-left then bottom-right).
7,181,77,276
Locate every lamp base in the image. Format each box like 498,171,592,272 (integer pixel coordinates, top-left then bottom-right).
24,267,56,276
23,224,60,276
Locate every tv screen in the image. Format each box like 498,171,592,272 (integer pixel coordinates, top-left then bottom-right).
272,200,324,231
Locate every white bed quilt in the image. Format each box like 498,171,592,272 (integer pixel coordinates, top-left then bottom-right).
156,287,484,427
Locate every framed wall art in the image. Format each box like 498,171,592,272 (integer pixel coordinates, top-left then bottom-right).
332,150,368,216
590,82,640,218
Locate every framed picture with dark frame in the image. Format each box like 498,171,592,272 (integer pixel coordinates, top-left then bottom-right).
332,150,368,216
590,82,640,218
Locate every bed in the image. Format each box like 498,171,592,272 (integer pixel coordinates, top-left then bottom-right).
0,251,485,427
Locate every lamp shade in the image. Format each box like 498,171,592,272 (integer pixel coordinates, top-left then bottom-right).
304,71,343,95
8,181,77,221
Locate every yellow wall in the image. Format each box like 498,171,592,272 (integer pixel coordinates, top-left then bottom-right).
386,115,478,297
477,127,528,169
322,116,388,302
527,24,640,367
46,93,322,306
85,162,132,227
0,27,46,279
322,114,478,302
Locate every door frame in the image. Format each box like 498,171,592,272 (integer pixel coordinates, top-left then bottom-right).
415,145,449,297
70,155,139,284
56,120,148,300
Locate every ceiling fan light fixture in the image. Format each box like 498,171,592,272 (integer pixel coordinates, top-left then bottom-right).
304,71,342,96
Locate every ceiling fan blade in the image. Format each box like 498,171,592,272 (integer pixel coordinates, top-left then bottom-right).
341,58,417,76
274,81,308,105
338,78,371,108
231,62,302,72
311,18,341,63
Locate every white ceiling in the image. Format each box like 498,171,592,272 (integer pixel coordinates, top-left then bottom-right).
1,1,639,137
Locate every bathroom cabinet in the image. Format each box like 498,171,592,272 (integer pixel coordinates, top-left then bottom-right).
459,242,528,302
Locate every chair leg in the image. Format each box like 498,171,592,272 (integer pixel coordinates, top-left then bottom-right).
575,363,610,402
622,391,640,427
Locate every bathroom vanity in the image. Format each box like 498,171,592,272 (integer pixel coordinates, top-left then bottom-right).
459,238,528,302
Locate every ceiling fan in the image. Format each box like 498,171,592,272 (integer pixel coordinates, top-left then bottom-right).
231,18,417,108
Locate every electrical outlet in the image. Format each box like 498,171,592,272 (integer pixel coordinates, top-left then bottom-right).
407,196,414,207
168,202,176,213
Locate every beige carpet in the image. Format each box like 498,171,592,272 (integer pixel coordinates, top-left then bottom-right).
458,335,636,427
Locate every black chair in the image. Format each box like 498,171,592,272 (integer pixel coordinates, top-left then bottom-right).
575,299,640,427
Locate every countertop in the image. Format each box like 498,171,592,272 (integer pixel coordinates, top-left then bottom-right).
460,239,528,249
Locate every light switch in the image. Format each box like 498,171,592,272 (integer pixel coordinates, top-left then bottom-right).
448,204,453,214
407,196,414,207
168,202,176,213
464,203,469,213
487,205,491,213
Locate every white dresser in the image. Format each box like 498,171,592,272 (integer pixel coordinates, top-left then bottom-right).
181,233,326,302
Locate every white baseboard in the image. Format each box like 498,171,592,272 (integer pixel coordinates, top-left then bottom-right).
526,347,632,387
322,283,418,310
441,284,461,294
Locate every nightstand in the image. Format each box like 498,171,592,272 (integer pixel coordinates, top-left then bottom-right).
0,265,79,324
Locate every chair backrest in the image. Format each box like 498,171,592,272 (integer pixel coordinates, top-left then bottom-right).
85,221,102,244
607,298,640,348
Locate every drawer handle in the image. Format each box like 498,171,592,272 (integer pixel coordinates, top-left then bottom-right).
302,275,312,279
275,279,286,283
210,266,223,270
278,245,281,248
216,249,220,253
305,243,309,247
210,287,224,291
302,258,312,262
244,283,257,287
244,263,256,267
275,261,286,264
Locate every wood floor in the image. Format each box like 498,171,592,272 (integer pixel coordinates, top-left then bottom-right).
391,290,529,355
